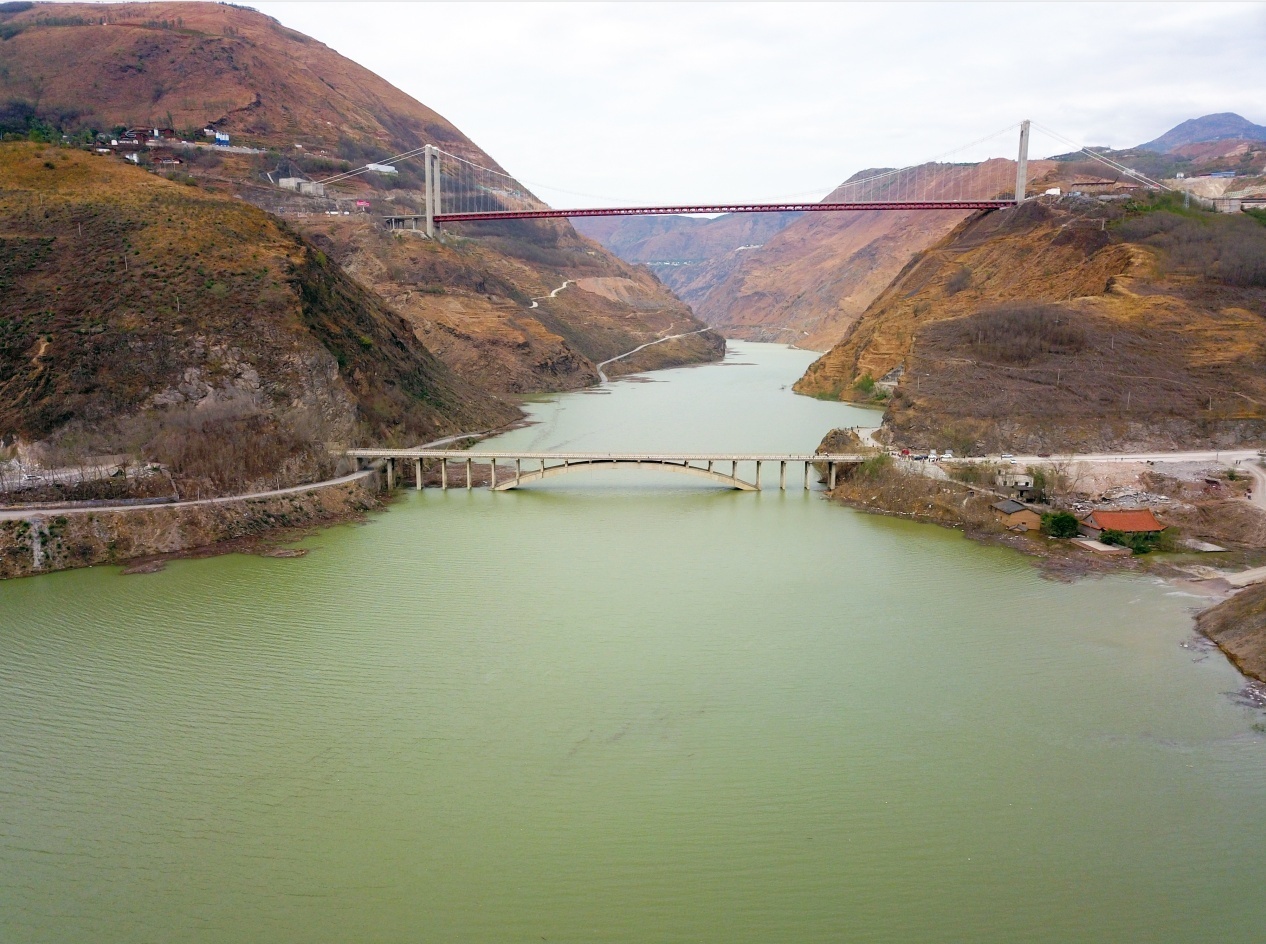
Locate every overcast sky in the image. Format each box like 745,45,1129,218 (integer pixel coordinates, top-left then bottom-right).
255,1,1266,207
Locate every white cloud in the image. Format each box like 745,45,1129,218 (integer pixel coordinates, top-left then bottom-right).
255,1,1266,206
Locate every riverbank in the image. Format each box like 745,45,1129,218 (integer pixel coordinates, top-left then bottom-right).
0,472,380,579
819,440,1266,680
1197,583,1266,684
822,458,1132,580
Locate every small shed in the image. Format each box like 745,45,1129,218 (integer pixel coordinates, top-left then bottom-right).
992,499,1042,532
1079,508,1164,540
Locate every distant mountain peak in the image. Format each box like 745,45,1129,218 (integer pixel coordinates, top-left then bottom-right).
1138,113,1266,153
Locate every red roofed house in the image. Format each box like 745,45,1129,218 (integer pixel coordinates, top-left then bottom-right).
1079,508,1164,540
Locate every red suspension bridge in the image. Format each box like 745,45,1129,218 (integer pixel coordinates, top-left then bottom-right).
316,121,1161,237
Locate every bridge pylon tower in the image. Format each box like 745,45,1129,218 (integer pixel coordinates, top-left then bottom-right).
423,144,440,238
1015,119,1031,203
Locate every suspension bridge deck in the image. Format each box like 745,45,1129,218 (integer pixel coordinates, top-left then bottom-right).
346,449,869,491
383,200,1012,228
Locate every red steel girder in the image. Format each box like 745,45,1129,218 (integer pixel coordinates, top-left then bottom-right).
433,200,1013,223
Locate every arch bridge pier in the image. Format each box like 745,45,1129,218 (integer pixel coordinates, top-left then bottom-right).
345,450,868,492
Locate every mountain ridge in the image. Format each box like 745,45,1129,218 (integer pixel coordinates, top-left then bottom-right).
1138,112,1266,153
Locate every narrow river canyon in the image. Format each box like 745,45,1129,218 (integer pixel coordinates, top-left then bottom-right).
2,342,1264,943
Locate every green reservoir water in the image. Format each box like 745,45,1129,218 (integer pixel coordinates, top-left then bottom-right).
2,341,1264,942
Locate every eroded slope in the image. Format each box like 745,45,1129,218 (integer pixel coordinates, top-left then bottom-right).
796,197,1266,453
0,143,514,496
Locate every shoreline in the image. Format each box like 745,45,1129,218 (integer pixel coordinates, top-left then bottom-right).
822,471,1266,683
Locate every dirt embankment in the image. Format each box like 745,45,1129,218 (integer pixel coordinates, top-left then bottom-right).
1197,583,1266,683
0,474,380,580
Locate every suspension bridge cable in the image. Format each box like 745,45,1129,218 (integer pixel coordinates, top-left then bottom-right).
320,123,1029,209
1031,122,1171,191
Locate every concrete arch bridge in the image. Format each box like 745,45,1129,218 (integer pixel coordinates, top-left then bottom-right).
344,450,869,492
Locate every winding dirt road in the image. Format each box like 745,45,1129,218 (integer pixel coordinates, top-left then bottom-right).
528,279,572,309
596,326,715,383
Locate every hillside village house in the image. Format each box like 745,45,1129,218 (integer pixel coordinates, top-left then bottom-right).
1078,508,1164,540
992,499,1043,532
994,471,1036,500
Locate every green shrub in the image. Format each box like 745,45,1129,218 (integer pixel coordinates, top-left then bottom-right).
853,373,876,395
855,453,892,480
1041,511,1079,538
1099,528,1165,555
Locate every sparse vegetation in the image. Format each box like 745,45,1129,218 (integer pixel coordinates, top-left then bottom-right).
946,462,999,485
945,266,972,295
854,453,892,480
1117,196,1266,287
0,142,514,498
962,303,1087,365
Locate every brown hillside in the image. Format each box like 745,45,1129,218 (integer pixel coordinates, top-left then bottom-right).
0,143,514,496
302,218,722,394
572,214,801,264
795,196,1266,453
1,1,723,389
0,1,490,161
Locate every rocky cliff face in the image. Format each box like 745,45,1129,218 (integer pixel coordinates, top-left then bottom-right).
795,196,1266,454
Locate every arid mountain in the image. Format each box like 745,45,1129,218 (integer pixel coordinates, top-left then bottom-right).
0,142,516,496
795,195,1266,454
0,1,490,163
0,1,722,395
572,213,801,312
303,217,722,394
1139,113,1266,153
676,160,1039,351
572,214,801,264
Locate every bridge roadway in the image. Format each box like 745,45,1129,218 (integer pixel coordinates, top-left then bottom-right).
345,449,868,491
384,200,1013,230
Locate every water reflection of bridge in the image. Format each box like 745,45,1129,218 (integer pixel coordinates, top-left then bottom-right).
345,450,868,492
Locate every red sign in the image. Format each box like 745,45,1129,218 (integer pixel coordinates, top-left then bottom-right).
356,200,371,207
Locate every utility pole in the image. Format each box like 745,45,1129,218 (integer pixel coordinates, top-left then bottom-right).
1015,119,1031,204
